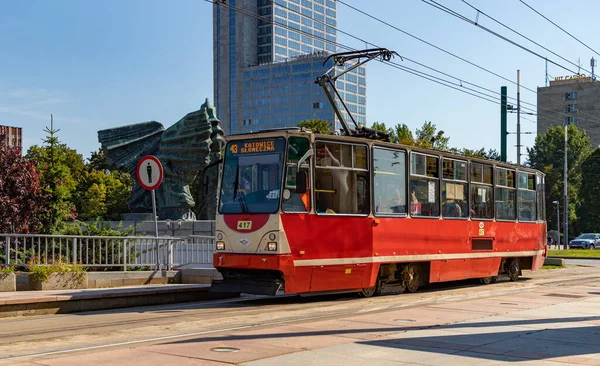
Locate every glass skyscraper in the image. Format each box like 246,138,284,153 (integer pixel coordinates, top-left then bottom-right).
214,0,367,135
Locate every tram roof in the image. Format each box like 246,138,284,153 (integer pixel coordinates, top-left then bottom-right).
226,129,543,175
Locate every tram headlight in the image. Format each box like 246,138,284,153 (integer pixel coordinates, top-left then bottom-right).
217,232,223,241
267,242,277,251
269,233,276,241
216,241,225,250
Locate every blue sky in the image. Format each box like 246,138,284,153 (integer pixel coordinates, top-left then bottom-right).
1,0,598,163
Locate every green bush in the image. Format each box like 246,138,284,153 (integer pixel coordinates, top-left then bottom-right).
27,257,86,283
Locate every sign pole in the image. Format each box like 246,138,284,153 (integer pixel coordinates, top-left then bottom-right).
136,155,164,272
151,189,159,270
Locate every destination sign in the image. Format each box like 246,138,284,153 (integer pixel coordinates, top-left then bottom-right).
229,140,277,154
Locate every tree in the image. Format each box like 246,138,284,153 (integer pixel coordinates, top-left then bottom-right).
370,122,389,134
298,119,332,134
75,169,132,221
26,119,79,233
527,124,593,238
415,121,449,150
576,149,600,234
454,147,501,161
0,135,47,233
88,148,110,172
390,123,415,145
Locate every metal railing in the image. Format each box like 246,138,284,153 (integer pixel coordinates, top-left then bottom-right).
0,234,216,270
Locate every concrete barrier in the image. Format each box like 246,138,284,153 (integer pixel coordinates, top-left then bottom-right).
0,285,239,318
15,269,221,291
544,257,565,266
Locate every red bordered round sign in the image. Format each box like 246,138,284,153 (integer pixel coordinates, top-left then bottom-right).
136,155,163,191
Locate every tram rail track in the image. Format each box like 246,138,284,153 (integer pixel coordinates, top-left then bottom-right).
0,271,598,363
0,272,597,347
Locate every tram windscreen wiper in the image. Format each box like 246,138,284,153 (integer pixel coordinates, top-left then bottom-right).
238,192,249,214
233,165,249,213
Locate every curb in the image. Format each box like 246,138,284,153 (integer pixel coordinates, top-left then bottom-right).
548,256,600,260
544,257,565,266
0,285,238,318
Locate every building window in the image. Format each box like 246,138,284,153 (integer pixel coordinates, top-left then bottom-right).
565,116,577,124
313,102,323,109
564,91,578,100
565,104,578,113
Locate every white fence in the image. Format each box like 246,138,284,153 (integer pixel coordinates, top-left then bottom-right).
0,234,215,270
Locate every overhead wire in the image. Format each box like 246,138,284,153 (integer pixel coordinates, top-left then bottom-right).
459,0,593,75
210,0,599,138
518,0,600,59
337,0,600,127
423,0,590,76
210,0,512,109
271,1,545,115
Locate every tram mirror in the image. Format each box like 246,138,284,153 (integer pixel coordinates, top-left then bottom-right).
296,171,308,194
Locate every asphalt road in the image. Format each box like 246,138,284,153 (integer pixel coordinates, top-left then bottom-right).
1,265,599,365
565,258,600,266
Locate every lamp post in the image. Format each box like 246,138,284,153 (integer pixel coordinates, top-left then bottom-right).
564,123,569,250
552,200,560,248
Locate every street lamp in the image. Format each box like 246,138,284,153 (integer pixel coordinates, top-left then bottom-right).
563,122,569,250
552,200,560,248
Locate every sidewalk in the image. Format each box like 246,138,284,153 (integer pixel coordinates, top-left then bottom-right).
26,276,600,366
0,284,236,318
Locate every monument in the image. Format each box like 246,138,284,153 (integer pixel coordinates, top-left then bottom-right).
98,99,225,220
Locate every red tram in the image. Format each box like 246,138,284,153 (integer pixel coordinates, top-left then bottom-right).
211,130,547,296
210,48,547,297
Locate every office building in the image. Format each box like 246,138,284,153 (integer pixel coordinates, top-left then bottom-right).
537,76,600,146
213,0,367,135
0,125,23,155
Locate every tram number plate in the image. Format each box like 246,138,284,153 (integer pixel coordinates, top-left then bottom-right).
237,221,252,230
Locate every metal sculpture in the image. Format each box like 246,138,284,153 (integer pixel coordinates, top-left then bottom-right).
98,99,225,220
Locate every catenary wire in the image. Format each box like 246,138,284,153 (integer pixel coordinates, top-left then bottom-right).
518,0,600,59
210,0,597,130
424,0,590,76
337,0,600,127
460,0,594,75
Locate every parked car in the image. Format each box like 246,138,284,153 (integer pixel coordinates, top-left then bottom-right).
569,233,600,249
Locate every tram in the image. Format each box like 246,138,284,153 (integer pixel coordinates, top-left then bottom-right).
210,49,547,297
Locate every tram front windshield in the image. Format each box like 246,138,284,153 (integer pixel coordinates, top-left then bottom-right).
219,137,285,214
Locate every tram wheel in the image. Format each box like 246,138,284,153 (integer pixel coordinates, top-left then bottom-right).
404,263,421,293
508,259,520,282
359,278,382,297
359,286,378,298
480,276,493,285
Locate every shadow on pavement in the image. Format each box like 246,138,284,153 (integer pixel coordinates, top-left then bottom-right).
158,315,600,362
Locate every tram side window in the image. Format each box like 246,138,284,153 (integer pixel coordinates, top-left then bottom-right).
409,153,440,217
518,172,537,222
470,163,494,219
536,174,545,221
282,137,310,212
442,159,468,218
373,148,406,215
495,167,516,220
314,141,369,215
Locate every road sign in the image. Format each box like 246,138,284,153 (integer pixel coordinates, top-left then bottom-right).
136,155,163,191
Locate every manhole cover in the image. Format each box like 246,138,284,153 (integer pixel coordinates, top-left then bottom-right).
394,319,416,323
500,302,519,305
544,293,585,299
210,347,240,353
